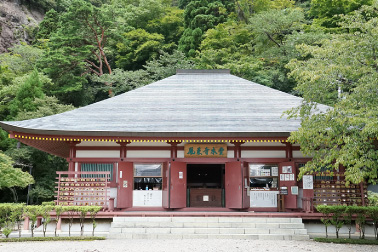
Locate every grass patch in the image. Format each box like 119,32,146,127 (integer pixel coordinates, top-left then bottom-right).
314,237,378,245
0,236,106,242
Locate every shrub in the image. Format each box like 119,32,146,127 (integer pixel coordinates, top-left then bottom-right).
314,237,378,245
0,203,25,238
316,205,333,238
366,206,378,240
41,201,55,206
54,205,64,237
344,206,354,239
24,205,42,238
40,205,53,237
2,227,12,238
88,206,102,236
316,205,376,239
350,206,368,239
77,206,87,237
0,236,106,242
328,205,346,238
65,206,77,237
368,192,378,206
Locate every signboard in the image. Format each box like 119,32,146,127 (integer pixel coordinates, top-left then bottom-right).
250,191,278,207
280,174,295,181
303,175,314,189
133,191,162,207
184,144,227,158
291,186,299,195
280,186,288,195
282,166,293,173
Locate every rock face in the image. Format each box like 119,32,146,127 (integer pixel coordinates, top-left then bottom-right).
0,0,44,53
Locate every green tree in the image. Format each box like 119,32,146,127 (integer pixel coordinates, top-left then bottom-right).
24,205,41,237
116,29,168,70
116,0,166,29
39,0,115,104
309,0,373,30
146,7,185,45
286,2,378,184
244,7,304,92
245,7,332,93
96,49,195,94
8,69,45,119
35,9,60,41
235,0,295,22
40,204,53,237
143,49,195,81
0,44,43,75
13,96,74,121
178,0,235,57
54,205,64,237
195,21,262,80
310,0,372,19
89,206,102,236
248,8,305,56
0,152,34,190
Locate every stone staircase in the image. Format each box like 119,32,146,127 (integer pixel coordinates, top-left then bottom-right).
108,217,309,240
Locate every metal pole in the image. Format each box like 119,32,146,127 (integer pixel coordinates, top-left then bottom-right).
26,165,32,205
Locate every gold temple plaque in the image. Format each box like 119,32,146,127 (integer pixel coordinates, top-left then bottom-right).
184,144,227,158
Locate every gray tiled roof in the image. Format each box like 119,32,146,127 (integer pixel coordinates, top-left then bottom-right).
0,70,327,137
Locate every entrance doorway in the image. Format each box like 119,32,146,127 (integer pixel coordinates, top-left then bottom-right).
186,164,224,207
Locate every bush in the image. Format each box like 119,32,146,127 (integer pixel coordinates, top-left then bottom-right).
0,204,103,238
350,206,367,239
316,205,377,239
0,236,106,242
367,206,378,240
328,205,346,239
316,205,333,238
368,192,378,207
314,237,378,245
0,203,25,238
2,227,12,238
24,205,42,238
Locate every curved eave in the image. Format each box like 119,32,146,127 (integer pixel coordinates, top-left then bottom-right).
16,137,70,158
3,125,293,158
1,122,293,138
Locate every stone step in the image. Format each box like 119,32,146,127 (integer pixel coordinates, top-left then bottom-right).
109,227,307,235
111,217,302,224
108,233,310,240
110,221,305,229
108,217,309,240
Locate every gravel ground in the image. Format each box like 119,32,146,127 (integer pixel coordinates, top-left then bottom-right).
0,239,376,252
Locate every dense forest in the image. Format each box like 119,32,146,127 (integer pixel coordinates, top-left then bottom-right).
1,0,378,203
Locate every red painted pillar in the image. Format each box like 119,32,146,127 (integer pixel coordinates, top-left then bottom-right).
231,141,244,159
360,182,366,206
56,216,62,231
118,142,130,160
285,142,293,160
67,141,79,177
168,141,181,159
23,217,30,230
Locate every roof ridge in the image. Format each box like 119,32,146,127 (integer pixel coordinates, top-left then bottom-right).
176,69,230,75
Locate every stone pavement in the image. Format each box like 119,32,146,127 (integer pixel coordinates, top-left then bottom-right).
0,238,377,252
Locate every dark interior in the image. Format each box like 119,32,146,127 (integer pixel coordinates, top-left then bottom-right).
187,164,224,189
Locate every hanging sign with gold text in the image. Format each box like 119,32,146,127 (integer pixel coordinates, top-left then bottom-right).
184,144,227,158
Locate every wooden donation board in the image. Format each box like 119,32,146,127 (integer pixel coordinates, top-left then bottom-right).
313,179,367,206
55,171,110,208
184,144,227,158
